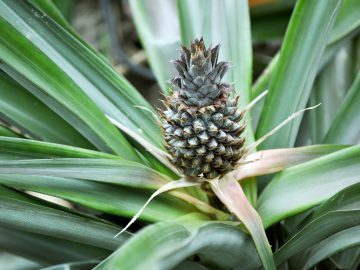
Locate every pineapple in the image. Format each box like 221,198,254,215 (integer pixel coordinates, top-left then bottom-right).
161,38,246,179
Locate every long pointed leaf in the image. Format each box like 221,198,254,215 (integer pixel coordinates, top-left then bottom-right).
0,137,117,160
14,0,162,149
324,71,360,144
0,186,129,250
0,158,169,189
293,226,360,270
229,144,346,180
274,182,360,266
0,65,92,148
210,176,275,270
258,145,360,228
0,22,138,161
94,219,261,270
129,0,180,94
0,124,19,137
0,0,162,160
0,174,194,222
0,227,108,265
256,0,342,149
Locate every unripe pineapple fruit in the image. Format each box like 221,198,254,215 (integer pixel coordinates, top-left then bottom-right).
161,38,246,179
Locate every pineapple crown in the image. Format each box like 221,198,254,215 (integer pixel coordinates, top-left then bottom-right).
170,38,233,108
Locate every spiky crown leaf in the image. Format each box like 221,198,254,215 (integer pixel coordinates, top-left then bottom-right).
170,37,232,108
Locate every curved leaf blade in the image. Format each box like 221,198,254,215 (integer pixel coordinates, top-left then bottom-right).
0,0,161,161
94,220,261,270
324,71,360,144
0,137,117,160
0,174,194,222
274,183,360,266
0,25,138,162
0,158,169,189
210,176,275,270
0,227,108,265
0,124,19,137
230,144,347,180
329,0,360,44
130,0,180,94
294,226,360,270
0,65,93,148
0,186,129,250
256,0,342,149
258,145,360,228
40,261,99,270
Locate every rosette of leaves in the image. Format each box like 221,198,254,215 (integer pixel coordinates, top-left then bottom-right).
0,0,359,270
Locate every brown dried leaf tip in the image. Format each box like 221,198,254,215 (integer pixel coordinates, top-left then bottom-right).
161,38,246,179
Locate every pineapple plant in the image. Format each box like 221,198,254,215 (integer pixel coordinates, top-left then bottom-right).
0,0,359,270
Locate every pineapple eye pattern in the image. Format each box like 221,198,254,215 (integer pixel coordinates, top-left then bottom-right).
161,38,246,179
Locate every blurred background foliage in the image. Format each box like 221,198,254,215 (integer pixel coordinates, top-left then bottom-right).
52,0,292,108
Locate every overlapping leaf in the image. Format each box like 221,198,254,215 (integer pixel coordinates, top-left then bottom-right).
0,186,129,250
0,57,93,148
256,0,342,149
0,174,194,222
275,183,360,267
325,70,360,144
258,145,360,228
0,0,164,157
94,219,261,270
0,227,108,266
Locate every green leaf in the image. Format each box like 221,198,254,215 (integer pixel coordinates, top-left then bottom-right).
0,137,118,160
328,0,360,44
210,176,275,270
252,30,357,105
0,158,169,189
256,0,342,149
274,182,360,266
0,124,19,137
31,0,164,150
324,70,360,144
252,0,360,101
40,261,99,270
0,0,162,157
0,36,138,163
0,227,108,265
173,261,210,270
0,253,39,270
230,144,347,180
130,0,180,94
93,219,261,270
31,0,75,34
252,54,279,100
0,72,93,148
293,226,360,270
332,246,360,270
258,145,360,228
0,174,194,222
0,186,129,250
304,43,353,144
